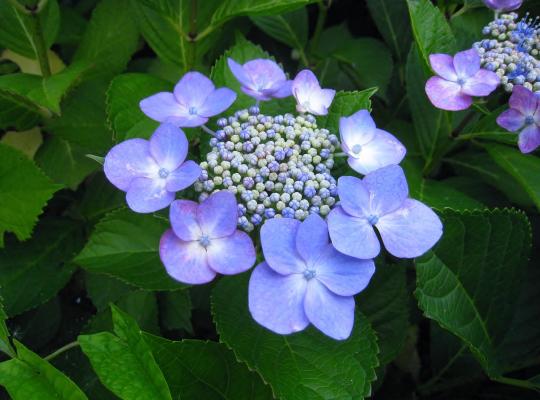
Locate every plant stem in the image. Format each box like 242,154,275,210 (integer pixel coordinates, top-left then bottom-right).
309,1,328,55
418,344,466,394
30,13,51,77
201,124,216,136
450,110,476,138
44,341,79,361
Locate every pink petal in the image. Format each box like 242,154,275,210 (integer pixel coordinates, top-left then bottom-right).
453,49,480,79
429,54,458,81
509,85,538,115
425,76,472,111
518,124,540,153
462,69,499,97
497,109,525,132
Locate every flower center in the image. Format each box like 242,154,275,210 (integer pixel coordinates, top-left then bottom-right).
525,115,535,125
367,214,379,225
198,235,211,248
456,78,466,86
303,269,316,280
351,144,362,155
189,106,198,115
158,168,169,179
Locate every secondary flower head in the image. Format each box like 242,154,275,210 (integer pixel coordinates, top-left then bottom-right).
327,165,442,259
140,71,236,127
483,0,522,11
425,49,500,111
497,85,540,153
340,109,406,175
160,191,256,284
292,70,336,115
249,214,375,340
104,124,201,213
228,58,292,101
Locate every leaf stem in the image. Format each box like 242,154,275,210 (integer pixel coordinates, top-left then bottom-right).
44,341,80,361
450,110,476,138
309,0,329,56
418,344,467,394
26,1,52,77
201,124,216,136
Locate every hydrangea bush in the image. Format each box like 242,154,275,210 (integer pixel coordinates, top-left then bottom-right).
0,0,539,399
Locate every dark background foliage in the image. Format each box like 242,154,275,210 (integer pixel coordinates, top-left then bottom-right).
0,0,539,399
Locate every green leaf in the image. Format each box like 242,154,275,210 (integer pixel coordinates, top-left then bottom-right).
159,290,193,333
317,89,377,134
402,158,483,210
0,0,60,59
73,0,139,81
0,143,61,246
415,209,531,377
0,63,86,115
357,264,409,366
75,208,185,290
35,136,99,190
406,0,456,67
85,272,134,312
76,175,126,223
406,44,452,171
46,79,113,154
366,0,412,62
484,143,540,211
212,273,379,400
251,8,308,49
0,218,84,316
0,295,15,357
79,305,172,400
144,335,274,399
332,38,393,97
0,340,88,400
0,95,40,131
106,73,171,141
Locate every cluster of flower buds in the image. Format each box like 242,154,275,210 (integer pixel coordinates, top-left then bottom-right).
194,107,338,231
474,12,540,92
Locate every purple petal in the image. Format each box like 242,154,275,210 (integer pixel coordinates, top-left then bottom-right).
227,58,254,88
173,71,215,108
125,177,174,213
198,88,236,117
314,245,376,296
260,218,305,275
363,164,408,216
339,109,377,153
462,69,499,97
169,200,202,241
336,176,370,218
104,139,158,191
327,206,380,259
296,214,330,267
429,54,458,81
159,229,216,284
241,87,271,101
248,262,309,335
425,76,472,111
319,89,336,113
149,124,188,171
166,160,201,192
166,115,209,128
376,199,443,258
497,109,525,132
267,80,292,98
244,59,287,90
207,231,256,275
509,85,538,115
139,92,186,123
483,0,522,11
347,129,406,175
518,124,540,153
292,70,334,115
453,49,480,79
304,280,355,340
197,191,238,239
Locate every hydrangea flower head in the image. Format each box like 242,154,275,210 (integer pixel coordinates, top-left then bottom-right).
327,165,442,259
425,49,500,111
497,85,540,153
160,191,256,284
228,58,292,101
483,0,522,11
249,214,375,340
292,70,336,115
340,109,406,175
104,123,201,213
140,71,236,127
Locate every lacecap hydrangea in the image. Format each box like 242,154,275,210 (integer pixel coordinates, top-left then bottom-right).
103,56,443,340
425,0,540,154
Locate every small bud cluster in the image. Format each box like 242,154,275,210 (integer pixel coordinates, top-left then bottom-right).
194,107,338,232
474,12,540,92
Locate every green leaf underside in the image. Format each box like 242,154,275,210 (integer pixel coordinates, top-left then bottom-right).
0,144,61,247
0,340,88,400
212,273,379,400
415,209,531,377
75,208,185,290
144,335,274,399
79,305,172,400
